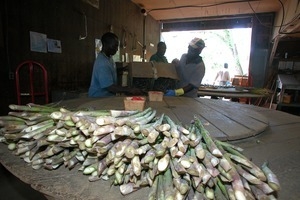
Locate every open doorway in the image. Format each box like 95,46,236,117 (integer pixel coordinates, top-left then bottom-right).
161,28,252,85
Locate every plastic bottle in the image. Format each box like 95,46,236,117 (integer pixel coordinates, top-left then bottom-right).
122,71,128,87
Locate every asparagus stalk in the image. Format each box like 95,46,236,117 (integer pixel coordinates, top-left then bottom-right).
126,109,153,126
223,153,247,200
9,111,49,121
0,115,26,122
249,184,269,200
141,113,164,136
156,174,165,200
235,164,262,185
164,115,180,138
147,129,160,143
148,176,159,200
9,104,59,113
110,109,138,117
119,182,140,195
95,116,115,126
140,148,155,164
158,153,170,172
74,110,110,117
205,187,215,199
131,155,142,176
261,161,280,191
194,117,222,157
135,110,157,125
163,168,175,200
1,121,26,130
216,176,230,199
115,107,152,126
93,124,115,136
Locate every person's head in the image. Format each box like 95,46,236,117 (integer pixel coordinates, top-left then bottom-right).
156,42,167,56
224,63,228,69
101,32,119,57
187,38,205,59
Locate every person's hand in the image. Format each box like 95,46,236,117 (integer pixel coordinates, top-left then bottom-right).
171,58,180,65
128,88,143,95
165,90,176,96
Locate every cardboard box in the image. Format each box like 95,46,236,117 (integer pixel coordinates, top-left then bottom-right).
127,62,179,86
148,91,163,101
155,62,179,80
124,96,145,111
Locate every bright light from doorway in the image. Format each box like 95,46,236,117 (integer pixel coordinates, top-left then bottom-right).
161,28,252,85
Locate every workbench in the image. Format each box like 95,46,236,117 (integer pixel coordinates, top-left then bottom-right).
197,87,265,99
0,96,288,200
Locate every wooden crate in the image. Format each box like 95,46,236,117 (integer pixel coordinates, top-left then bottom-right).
124,96,146,111
282,94,292,103
232,75,248,86
148,91,163,101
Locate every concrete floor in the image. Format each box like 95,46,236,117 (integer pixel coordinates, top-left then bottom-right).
0,108,299,200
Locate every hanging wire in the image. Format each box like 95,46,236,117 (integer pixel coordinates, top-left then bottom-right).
146,0,300,35
246,0,300,35
147,0,259,13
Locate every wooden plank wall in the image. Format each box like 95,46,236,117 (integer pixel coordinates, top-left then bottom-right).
0,0,160,114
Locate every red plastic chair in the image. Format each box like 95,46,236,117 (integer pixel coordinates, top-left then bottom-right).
15,61,49,105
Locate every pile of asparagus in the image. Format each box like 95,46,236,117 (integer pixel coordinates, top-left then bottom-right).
0,103,280,200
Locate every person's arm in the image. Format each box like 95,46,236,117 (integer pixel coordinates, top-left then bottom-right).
171,58,179,65
213,72,219,85
165,83,194,96
182,84,195,94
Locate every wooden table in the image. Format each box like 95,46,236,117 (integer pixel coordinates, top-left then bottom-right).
0,97,270,200
197,87,265,99
66,96,268,141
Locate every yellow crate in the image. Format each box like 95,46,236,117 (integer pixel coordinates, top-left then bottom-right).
124,96,145,111
148,91,163,101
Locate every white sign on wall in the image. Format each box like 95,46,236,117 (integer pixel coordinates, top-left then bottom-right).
30,31,47,53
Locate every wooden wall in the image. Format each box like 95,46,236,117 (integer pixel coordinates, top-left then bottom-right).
0,0,160,115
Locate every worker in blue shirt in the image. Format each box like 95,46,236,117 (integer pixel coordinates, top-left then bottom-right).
88,32,141,97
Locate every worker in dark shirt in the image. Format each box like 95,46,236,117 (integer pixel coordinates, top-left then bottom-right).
149,41,178,92
150,42,168,63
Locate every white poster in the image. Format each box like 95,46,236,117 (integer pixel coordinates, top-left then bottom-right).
30,31,47,53
47,39,62,53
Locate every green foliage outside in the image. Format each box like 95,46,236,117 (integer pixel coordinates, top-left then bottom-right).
162,28,251,84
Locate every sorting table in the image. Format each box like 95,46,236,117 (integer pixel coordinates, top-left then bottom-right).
0,96,270,200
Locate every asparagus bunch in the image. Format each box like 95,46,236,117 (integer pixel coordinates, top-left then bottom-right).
0,103,280,200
